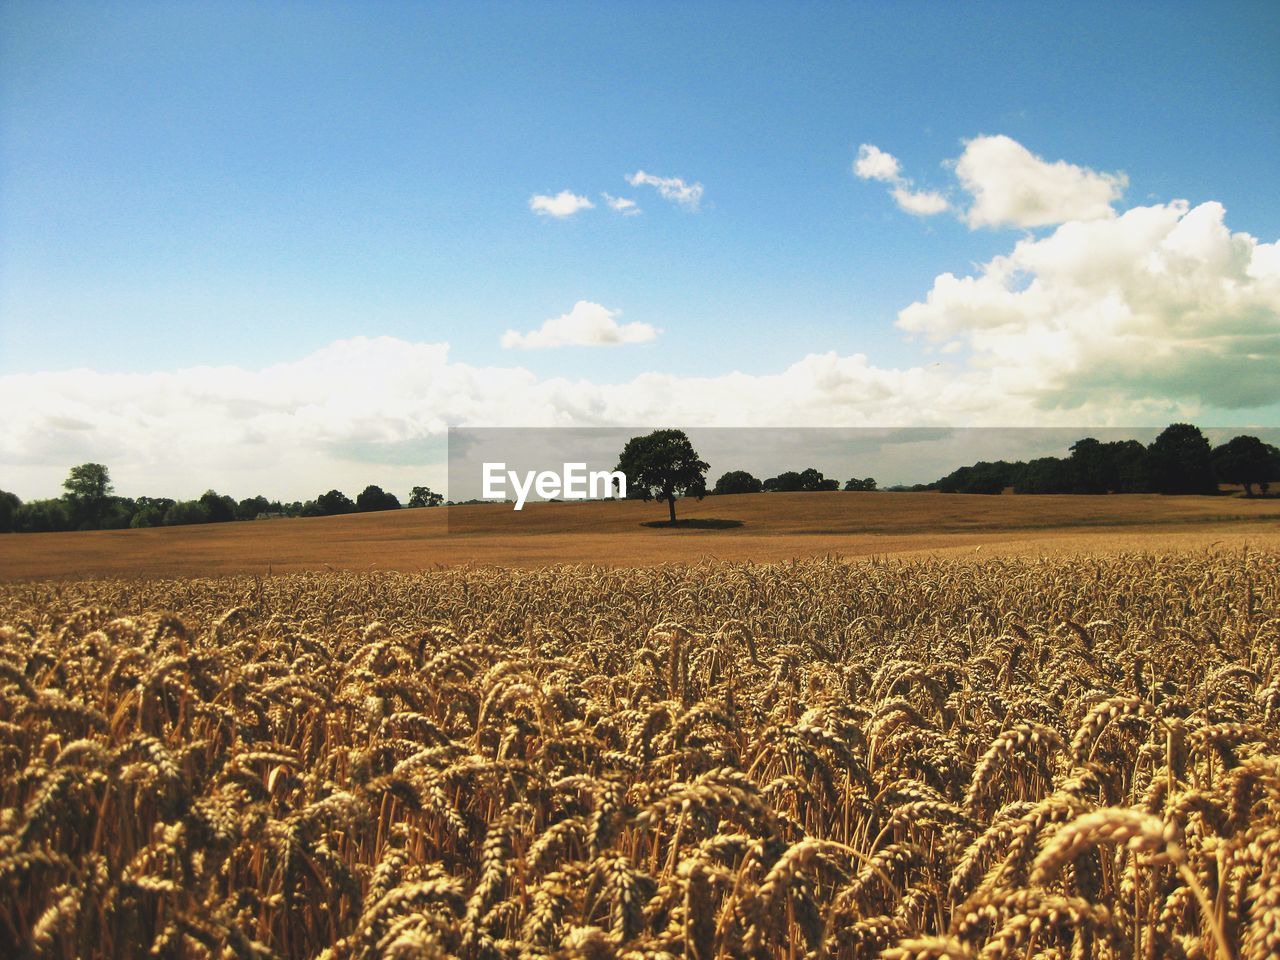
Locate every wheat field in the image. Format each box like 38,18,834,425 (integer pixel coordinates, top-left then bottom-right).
1,549,1277,958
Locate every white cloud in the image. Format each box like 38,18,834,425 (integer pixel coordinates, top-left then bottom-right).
854,143,950,217
529,190,594,218
602,192,640,215
625,170,703,210
500,301,659,350
897,198,1280,409
955,134,1127,229
891,186,950,216
853,144,901,182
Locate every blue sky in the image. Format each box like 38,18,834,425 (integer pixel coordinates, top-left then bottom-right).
1,1,1278,499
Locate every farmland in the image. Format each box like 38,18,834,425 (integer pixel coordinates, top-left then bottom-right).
1,494,1278,957
1,491,1278,580
1,547,1278,957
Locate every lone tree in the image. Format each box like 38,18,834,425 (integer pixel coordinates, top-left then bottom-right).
62,463,113,528
616,429,708,523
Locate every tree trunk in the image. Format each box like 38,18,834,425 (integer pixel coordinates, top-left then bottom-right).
668,495,677,524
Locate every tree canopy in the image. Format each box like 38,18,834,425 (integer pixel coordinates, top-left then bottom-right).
1211,435,1280,496
62,463,113,527
1147,424,1216,495
316,490,357,515
408,486,444,508
713,470,763,495
356,485,402,512
615,429,708,523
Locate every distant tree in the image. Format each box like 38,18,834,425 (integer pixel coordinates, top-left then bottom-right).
199,490,237,523
0,490,20,533
62,463,113,528
843,477,877,491
934,460,1021,495
615,429,709,523
100,497,136,529
798,468,839,491
1014,457,1072,494
316,490,356,516
15,499,71,532
1147,424,1216,495
1212,435,1280,496
764,471,804,492
1106,439,1152,493
765,468,840,492
713,470,762,495
163,500,210,525
407,485,444,508
130,500,168,528
1067,438,1109,494
299,500,325,517
237,495,271,520
356,485,402,512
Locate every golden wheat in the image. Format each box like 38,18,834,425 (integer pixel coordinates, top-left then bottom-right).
0,548,1276,958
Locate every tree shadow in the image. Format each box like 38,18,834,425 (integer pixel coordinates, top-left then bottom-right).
640,518,744,529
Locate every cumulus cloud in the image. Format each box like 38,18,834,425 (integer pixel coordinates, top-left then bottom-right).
955,135,1127,228
853,144,901,182
500,301,658,349
601,192,640,215
529,190,594,218
891,186,950,216
854,144,950,217
897,198,1280,409
625,170,703,210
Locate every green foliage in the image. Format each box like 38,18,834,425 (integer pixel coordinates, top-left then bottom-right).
163,500,210,525
763,471,802,492
62,463,113,528
356,484,401,512
14,498,70,532
1148,423,1216,495
1212,435,1280,495
199,490,237,523
843,477,877,491
407,485,444,508
316,490,356,515
615,429,708,522
764,468,839,492
0,490,20,533
934,460,1021,495
712,470,762,495
237,495,272,520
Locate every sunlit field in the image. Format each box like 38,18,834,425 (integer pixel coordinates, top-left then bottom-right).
2,491,1279,580
1,545,1277,958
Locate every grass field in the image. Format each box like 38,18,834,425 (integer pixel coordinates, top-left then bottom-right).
2,491,1279,580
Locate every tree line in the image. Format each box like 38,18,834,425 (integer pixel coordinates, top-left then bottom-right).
919,425,1279,496
709,468,877,494
0,464,445,534
3,423,1274,534
611,425,1277,524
